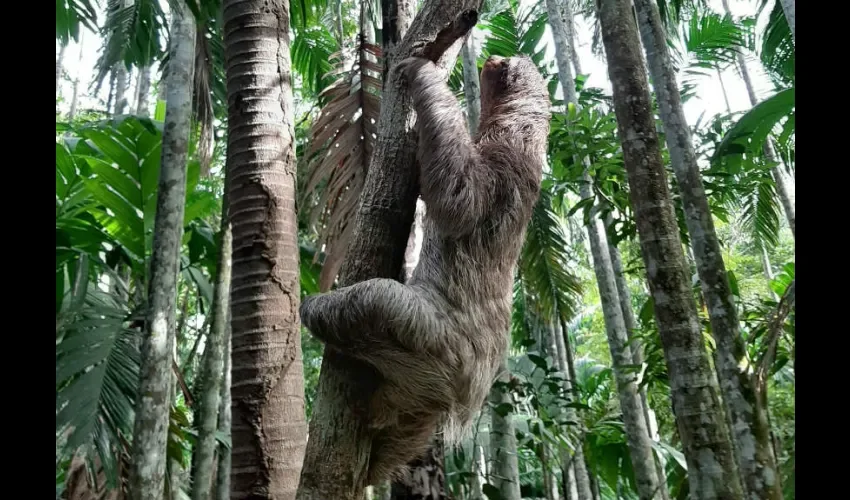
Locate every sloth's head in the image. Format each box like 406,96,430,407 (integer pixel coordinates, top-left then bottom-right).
479,55,550,130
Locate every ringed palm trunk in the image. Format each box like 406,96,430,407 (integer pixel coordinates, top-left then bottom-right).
190,213,233,500
545,0,662,498
718,0,795,239
127,2,196,499
222,0,308,498
595,0,743,498
633,1,782,498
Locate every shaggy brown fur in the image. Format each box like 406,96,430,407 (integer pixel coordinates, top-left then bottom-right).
300,53,551,484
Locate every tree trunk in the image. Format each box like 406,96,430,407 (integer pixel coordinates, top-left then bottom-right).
718,0,795,239
460,37,481,134
128,2,196,499
389,437,448,500
68,31,86,121
488,364,522,500
57,43,66,98
191,216,233,500
296,2,481,499
546,1,662,498
594,1,743,498
136,66,152,117
779,0,795,44
216,333,233,500
222,0,308,498
605,226,669,500
633,2,782,498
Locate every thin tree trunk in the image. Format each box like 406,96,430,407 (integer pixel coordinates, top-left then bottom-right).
223,0,309,497
605,226,669,500
719,0,795,239
634,2,783,498
460,37,481,134
191,215,233,500
547,1,661,498
296,2,481,499
128,2,196,499
136,66,152,117
778,0,795,44
107,72,116,116
215,331,233,500
595,1,743,498
488,363,522,500
57,43,66,98
68,31,86,121
716,66,732,114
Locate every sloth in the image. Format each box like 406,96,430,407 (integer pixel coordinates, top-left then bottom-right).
300,52,551,483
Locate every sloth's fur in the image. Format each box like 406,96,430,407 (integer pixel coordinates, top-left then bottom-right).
300,54,551,484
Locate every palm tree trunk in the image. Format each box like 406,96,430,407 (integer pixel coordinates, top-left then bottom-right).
221,1,309,499
633,2,782,498
595,0,743,498
215,332,232,500
546,1,662,498
68,32,86,121
779,0,795,44
190,214,233,500
56,43,66,98
296,2,481,498
488,363,522,500
128,2,196,499
605,227,669,500
719,0,795,239
460,37,481,134
136,66,152,117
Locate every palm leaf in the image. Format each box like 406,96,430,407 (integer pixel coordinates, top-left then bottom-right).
519,189,583,327
760,0,794,87
57,0,100,45
92,0,167,93
301,39,383,290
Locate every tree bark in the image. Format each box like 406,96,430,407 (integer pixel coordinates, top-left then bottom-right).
718,0,795,239
633,1,782,498
389,438,448,500
128,2,196,499
191,215,233,500
136,66,152,117
460,37,481,134
222,0,308,498
595,0,743,498
215,332,232,500
546,1,662,498
488,364,522,500
57,43,66,98
296,2,482,499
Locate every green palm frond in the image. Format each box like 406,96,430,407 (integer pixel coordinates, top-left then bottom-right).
301,39,383,291
519,189,583,327
674,11,748,88
480,0,550,69
292,25,340,99
57,0,100,45
760,0,794,87
739,169,781,250
56,265,139,489
92,0,167,93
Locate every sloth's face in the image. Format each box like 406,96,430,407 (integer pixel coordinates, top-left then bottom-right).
480,55,546,111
